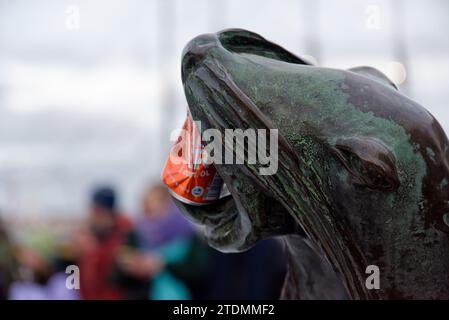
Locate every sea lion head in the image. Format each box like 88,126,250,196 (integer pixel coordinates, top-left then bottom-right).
177,29,449,298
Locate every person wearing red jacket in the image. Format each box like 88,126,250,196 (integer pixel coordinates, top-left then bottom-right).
76,186,132,300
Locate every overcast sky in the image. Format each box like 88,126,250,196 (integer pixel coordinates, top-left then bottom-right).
0,0,448,218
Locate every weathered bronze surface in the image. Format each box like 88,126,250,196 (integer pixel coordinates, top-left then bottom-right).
175,29,449,299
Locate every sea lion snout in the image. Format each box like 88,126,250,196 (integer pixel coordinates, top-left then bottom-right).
181,33,218,82
177,28,449,299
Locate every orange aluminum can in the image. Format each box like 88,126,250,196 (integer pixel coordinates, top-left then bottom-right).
162,112,229,205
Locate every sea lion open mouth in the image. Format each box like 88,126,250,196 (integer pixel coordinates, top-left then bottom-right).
177,30,302,253
174,29,449,300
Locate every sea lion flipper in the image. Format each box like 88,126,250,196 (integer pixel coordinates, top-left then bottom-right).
348,66,398,90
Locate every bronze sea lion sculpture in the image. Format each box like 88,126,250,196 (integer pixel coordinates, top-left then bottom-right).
173,29,449,299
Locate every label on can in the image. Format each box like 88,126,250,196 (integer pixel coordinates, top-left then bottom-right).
161,112,230,205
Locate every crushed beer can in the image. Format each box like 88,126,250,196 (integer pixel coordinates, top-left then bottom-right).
161,112,230,205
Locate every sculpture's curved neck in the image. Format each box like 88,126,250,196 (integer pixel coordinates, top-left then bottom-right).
278,175,376,299
283,213,449,299
281,235,349,300
281,212,376,300
362,219,449,299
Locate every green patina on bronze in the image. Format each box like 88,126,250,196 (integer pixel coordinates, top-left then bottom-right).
174,29,449,299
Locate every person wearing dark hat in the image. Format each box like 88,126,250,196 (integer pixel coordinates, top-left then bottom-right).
76,186,133,300
89,187,119,241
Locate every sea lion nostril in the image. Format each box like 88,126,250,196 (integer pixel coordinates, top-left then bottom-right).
443,212,449,227
181,53,198,82
182,33,217,61
181,33,218,82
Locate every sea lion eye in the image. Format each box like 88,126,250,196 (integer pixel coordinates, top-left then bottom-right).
333,137,400,191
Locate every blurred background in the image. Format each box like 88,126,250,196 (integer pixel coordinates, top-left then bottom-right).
0,0,448,299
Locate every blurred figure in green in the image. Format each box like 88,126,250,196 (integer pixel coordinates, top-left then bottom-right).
7,224,80,300
0,217,17,299
116,183,209,300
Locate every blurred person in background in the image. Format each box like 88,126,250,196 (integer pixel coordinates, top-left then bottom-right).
74,186,132,299
0,217,17,299
7,226,79,300
116,183,209,300
204,239,286,299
